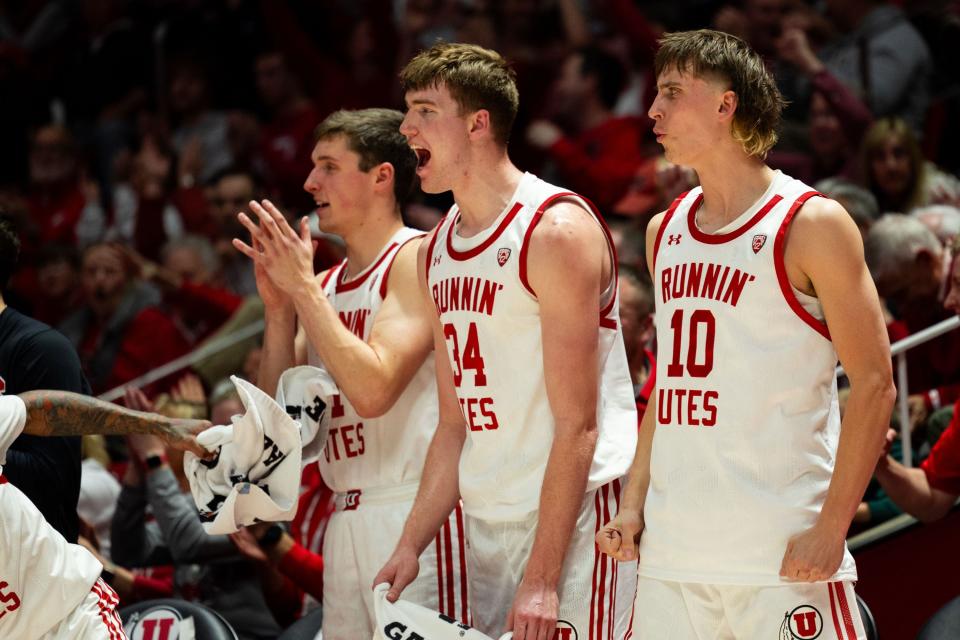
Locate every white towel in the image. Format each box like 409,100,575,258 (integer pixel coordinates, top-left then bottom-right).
275,365,338,466
373,583,512,640
184,376,302,534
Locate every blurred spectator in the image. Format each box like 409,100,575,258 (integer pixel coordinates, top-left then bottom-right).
168,57,234,185
865,214,960,427
108,134,187,261
77,436,121,559
819,0,931,131
713,0,787,60
209,167,261,296
913,204,960,248
123,236,243,347
618,266,656,419
30,244,82,328
526,45,649,214
24,124,105,251
772,24,874,184
873,252,960,523
61,0,151,198
254,50,320,213
814,178,880,239
112,386,283,637
862,117,960,214
58,243,190,395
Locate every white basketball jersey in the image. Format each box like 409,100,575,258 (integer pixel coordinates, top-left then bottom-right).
307,227,438,493
0,395,102,639
640,171,857,585
425,172,637,522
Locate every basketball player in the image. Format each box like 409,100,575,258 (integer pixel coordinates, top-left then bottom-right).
373,43,638,640
1,388,207,639
596,30,895,639
233,108,468,639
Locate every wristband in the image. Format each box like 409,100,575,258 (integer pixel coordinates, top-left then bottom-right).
257,524,284,549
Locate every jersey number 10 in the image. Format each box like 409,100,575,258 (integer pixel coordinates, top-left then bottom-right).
667,309,716,378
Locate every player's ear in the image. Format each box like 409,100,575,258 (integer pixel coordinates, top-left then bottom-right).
373,162,395,191
467,109,491,140
718,90,738,122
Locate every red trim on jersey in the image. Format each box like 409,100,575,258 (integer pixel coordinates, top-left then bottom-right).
835,581,858,639
517,191,622,329
596,484,611,640
335,243,399,293
455,504,469,624
828,582,845,640
445,202,524,260
379,233,426,299
92,579,124,640
603,485,615,640
320,261,344,289
442,519,455,617
590,491,601,640
0,474,7,484
652,192,688,273
686,193,783,244
435,531,445,615
424,222,444,283
773,191,831,341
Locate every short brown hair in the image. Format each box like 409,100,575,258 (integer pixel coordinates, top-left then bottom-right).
314,108,418,206
654,29,785,158
400,42,519,146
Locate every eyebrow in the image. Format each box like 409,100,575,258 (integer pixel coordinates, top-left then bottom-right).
407,98,437,107
312,154,338,163
657,81,682,91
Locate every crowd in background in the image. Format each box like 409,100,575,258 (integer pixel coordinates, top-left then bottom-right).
0,0,958,636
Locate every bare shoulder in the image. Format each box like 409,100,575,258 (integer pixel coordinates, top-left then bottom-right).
787,196,863,262
530,200,605,256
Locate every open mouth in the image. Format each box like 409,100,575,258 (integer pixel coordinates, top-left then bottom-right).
414,147,431,169
315,201,329,211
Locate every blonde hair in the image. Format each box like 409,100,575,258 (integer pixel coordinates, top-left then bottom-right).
655,29,785,158
400,42,519,146
861,118,927,212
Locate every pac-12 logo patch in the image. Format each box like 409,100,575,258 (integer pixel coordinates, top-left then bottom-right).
752,234,767,253
497,247,511,266
780,605,823,639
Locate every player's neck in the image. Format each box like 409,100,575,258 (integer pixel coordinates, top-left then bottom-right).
452,153,525,236
694,154,776,231
341,211,405,278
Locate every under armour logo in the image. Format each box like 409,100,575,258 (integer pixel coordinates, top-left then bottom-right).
432,254,442,266
667,234,682,246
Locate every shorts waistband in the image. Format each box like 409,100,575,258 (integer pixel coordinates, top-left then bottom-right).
334,481,419,512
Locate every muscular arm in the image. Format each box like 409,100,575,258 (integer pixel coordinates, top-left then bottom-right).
597,210,665,560
375,233,465,599
521,202,609,593
18,390,207,454
780,198,896,580
295,240,434,417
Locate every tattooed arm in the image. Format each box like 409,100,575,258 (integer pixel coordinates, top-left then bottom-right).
18,390,209,456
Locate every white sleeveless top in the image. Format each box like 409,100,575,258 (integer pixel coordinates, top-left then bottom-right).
425,172,637,522
0,395,102,639
639,171,857,585
306,227,438,493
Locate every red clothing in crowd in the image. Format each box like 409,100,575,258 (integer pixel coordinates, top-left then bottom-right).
259,102,322,210
547,116,651,214
27,186,88,247
167,280,244,345
897,307,960,410
922,400,960,495
78,307,190,394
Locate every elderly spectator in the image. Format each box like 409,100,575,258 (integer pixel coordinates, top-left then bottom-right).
865,214,960,429
815,178,880,238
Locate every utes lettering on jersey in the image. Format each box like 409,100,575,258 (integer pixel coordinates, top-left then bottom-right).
0,582,20,620
432,277,505,432
656,262,757,428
